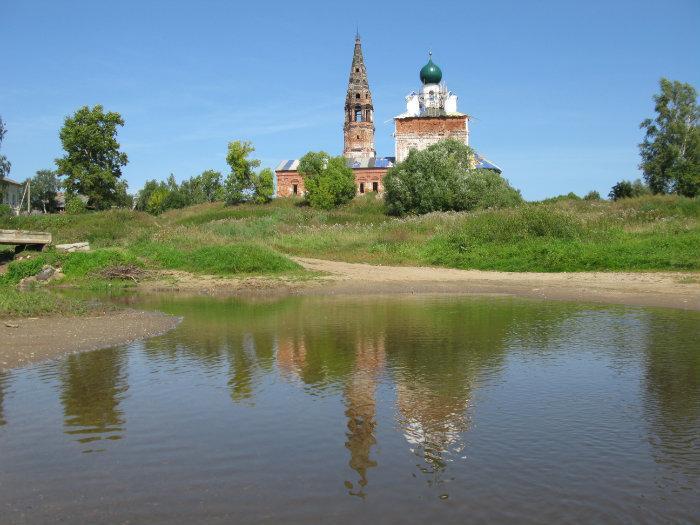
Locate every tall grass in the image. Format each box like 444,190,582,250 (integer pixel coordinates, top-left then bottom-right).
1,195,697,275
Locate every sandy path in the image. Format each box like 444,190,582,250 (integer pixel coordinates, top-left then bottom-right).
1,309,181,370
292,257,700,311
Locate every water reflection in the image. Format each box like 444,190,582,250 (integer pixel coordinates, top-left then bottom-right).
60,346,127,450
3,293,697,522
343,333,385,497
643,313,700,484
0,371,8,426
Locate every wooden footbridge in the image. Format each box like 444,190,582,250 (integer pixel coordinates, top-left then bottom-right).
0,229,52,252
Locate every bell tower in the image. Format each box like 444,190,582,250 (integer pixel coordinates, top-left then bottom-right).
343,34,376,160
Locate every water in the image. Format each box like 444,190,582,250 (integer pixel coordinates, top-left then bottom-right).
1,294,699,524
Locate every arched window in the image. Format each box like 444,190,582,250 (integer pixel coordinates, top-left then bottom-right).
354,106,362,122
356,93,360,99
355,68,360,73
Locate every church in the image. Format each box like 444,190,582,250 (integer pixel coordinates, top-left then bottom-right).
275,35,500,197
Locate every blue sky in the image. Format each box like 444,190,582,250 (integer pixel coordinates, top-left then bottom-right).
2,0,699,200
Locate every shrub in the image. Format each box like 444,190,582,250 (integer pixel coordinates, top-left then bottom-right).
584,190,602,201
609,179,651,201
298,151,356,209
65,196,87,214
0,203,12,219
384,139,522,215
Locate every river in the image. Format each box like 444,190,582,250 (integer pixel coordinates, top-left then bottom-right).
1,294,698,523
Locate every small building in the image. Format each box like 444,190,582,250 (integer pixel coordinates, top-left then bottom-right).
1,178,25,214
276,156,395,197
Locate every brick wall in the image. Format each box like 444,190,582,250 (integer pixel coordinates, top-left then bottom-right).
275,167,389,197
394,115,469,162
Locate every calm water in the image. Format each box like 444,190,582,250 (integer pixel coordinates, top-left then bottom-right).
1,294,699,524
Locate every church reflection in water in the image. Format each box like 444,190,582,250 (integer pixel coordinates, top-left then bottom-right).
45,293,700,495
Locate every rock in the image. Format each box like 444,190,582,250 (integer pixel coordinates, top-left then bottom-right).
55,242,90,253
35,265,57,281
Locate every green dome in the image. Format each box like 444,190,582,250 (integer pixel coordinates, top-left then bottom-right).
419,55,442,84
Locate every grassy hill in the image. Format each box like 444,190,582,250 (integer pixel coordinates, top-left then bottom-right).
2,194,698,317
3,194,700,274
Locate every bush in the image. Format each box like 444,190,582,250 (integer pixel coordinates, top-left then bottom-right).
383,139,522,215
584,190,602,201
0,203,12,219
298,151,356,210
609,179,651,201
132,240,300,275
65,196,87,214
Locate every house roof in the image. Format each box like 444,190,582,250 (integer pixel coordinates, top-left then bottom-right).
0,177,24,187
275,157,396,172
276,153,502,173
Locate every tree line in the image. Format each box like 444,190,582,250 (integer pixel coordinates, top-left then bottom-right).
0,77,697,216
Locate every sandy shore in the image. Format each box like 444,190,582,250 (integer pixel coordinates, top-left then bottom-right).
0,309,181,371
140,257,700,311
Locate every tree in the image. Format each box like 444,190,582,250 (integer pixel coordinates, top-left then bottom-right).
224,140,260,205
251,168,274,204
383,139,522,215
583,190,602,201
298,151,356,209
135,179,161,211
55,105,129,209
0,116,10,181
180,169,223,204
29,169,60,213
639,78,700,197
609,179,650,201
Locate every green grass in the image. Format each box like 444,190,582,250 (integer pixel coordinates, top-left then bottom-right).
1,194,698,280
0,288,89,318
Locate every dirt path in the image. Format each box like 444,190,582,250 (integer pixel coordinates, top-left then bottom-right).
291,257,700,311
1,309,180,370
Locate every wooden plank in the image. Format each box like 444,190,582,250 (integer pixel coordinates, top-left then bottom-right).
0,229,52,245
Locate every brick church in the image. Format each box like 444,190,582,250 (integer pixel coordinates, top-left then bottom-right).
275,35,500,197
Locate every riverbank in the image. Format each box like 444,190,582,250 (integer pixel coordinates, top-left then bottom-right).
0,309,180,370
138,257,700,311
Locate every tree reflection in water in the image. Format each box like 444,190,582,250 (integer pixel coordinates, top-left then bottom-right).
643,312,700,485
59,346,127,450
0,371,8,427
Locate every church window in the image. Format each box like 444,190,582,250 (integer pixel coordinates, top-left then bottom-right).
355,68,359,73
356,135,360,139
356,93,360,99
292,184,298,195
372,181,378,192
354,106,362,122
359,183,365,194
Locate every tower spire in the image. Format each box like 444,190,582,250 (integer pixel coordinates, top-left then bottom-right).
344,34,375,160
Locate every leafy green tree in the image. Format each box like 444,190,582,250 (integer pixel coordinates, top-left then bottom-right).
639,79,699,197
135,180,161,211
583,190,602,201
181,169,223,204
252,168,274,204
114,180,133,208
298,151,356,209
609,179,650,201
65,196,87,215
383,139,522,215
29,169,60,213
0,116,10,181
146,186,170,215
55,105,129,209
224,140,260,205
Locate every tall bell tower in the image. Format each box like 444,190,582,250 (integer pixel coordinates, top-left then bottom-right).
343,34,376,160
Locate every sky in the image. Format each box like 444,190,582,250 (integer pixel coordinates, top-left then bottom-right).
2,0,699,200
